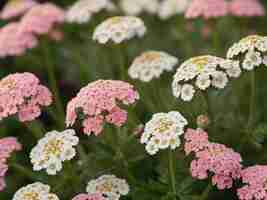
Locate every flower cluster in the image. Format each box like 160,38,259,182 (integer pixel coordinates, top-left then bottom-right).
65,0,115,24
86,175,129,200
229,0,265,17
12,182,59,200
0,0,37,20
72,193,103,200
0,137,22,191
184,129,243,190
66,80,139,135
0,72,52,122
172,55,241,101
93,16,146,44
128,51,178,82
30,129,79,175
120,0,159,16
141,111,188,155
227,35,267,71
237,165,267,200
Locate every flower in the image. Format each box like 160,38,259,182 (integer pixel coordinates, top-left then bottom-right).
141,111,188,155
185,0,228,19
158,0,191,20
12,182,59,200
0,0,37,19
196,114,210,128
65,0,115,24
172,55,240,101
18,3,65,35
0,137,22,191
227,35,267,71
0,72,52,122
0,22,38,57
185,129,243,190
72,193,103,200
30,129,79,175
92,16,146,44
120,0,159,16
229,0,265,17
66,80,139,135
86,175,129,200
128,51,178,82
237,165,267,200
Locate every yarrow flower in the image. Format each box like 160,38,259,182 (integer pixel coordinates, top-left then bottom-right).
172,55,241,101
237,165,267,200
66,80,139,135
128,51,178,82
158,0,191,20
65,0,116,24
120,0,159,16
141,111,188,155
0,72,52,122
0,0,37,19
184,129,243,190
185,0,228,19
86,175,129,200
72,193,103,200
30,129,79,175
227,35,267,71
229,0,265,17
0,137,22,191
12,182,59,200
92,16,146,44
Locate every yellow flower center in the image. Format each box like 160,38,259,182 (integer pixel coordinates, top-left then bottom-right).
241,35,261,45
154,119,174,134
44,139,64,157
23,192,39,200
191,56,209,72
138,52,161,63
97,181,114,193
0,78,16,90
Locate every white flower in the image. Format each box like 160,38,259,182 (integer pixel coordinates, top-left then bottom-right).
211,71,228,89
120,0,159,16
141,111,187,155
181,84,195,102
30,129,79,175
226,65,242,78
93,16,146,44
244,50,262,69
12,182,59,200
263,56,267,66
86,175,129,200
158,0,191,20
65,0,116,24
172,80,182,98
128,51,178,82
195,74,211,90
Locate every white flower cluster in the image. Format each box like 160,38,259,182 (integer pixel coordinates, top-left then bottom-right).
141,111,188,155
227,35,267,71
128,51,178,82
86,174,129,200
158,0,191,20
30,129,79,175
120,0,159,16
93,16,146,44
65,0,116,24
172,55,241,101
12,182,59,200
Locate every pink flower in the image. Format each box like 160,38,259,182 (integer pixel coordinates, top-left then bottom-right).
72,193,103,200
0,72,52,122
185,0,228,19
0,0,38,20
0,137,22,191
185,129,242,190
229,0,265,17
237,165,267,200
0,22,38,58
66,80,139,135
18,3,65,35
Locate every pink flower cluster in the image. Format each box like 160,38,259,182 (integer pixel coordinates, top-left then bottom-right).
66,80,139,136
72,193,103,200
0,72,52,122
238,165,267,200
0,137,22,191
184,128,243,190
0,2,65,57
229,0,265,17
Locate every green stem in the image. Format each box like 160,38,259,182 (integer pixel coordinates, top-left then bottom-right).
117,44,127,80
168,149,177,199
247,71,256,130
25,120,45,139
11,163,39,181
200,183,213,200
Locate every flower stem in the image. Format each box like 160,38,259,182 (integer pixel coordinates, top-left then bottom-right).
10,163,39,181
200,182,213,200
168,149,177,199
247,71,256,130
